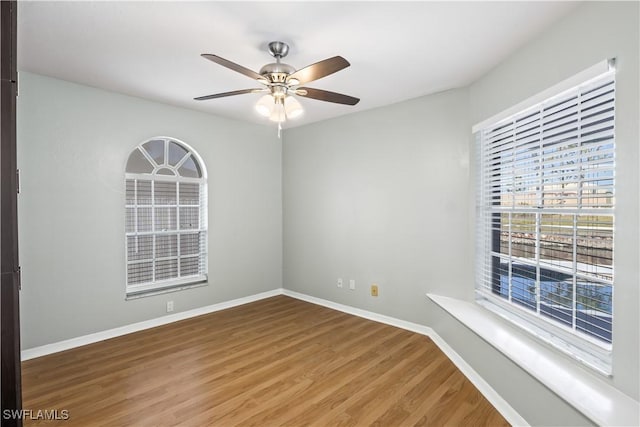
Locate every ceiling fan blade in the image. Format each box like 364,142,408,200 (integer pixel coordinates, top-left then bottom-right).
194,88,266,101
287,56,350,85
296,87,360,106
201,54,268,83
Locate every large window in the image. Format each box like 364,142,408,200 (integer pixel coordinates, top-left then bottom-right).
125,137,208,297
476,68,615,373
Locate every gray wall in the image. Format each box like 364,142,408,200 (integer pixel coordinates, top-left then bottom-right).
283,2,637,425
17,72,282,348
283,88,472,327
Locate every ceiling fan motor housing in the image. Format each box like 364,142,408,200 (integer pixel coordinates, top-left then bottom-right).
262,42,295,83
259,62,295,83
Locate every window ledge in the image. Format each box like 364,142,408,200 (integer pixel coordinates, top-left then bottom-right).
126,280,207,300
427,293,639,427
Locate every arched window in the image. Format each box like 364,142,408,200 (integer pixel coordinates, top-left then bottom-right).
125,137,207,296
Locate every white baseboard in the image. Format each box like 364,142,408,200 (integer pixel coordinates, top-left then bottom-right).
282,289,529,427
282,289,434,336
21,288,283,361
21,287,526,426
426,329,530,426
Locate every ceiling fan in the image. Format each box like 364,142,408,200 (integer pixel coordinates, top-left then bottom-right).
194,41,360,125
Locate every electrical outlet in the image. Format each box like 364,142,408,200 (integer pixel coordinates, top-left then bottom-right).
337,278,343,288
349,279,356,290
166,301,174,313
371,284,378,297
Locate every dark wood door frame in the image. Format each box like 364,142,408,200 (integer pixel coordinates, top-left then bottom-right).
1,1,23,426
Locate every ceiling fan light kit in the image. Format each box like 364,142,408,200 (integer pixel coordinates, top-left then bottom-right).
195,41,359,134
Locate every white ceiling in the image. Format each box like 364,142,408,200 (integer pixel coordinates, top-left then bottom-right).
18,1,579,129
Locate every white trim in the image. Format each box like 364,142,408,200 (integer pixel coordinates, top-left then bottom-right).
126,136,208,179
125,173,204,184
282,289,528,427
282,289,432,335
471,59,613,133
427,330,530,427
21,288,283,361
125,275,207,296
428,293,640,427
125,281,208,300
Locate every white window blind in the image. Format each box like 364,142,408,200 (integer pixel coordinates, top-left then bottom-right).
125,137,208,296
476,68,615,373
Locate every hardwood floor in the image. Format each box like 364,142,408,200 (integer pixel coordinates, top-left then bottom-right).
22,296,510,426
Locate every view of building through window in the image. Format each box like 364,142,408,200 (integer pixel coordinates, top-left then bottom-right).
493,213,613,343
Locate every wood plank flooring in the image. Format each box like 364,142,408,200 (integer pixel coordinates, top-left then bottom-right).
22,296,510,426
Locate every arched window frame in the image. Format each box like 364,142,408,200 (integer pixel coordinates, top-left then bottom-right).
125,137,208,297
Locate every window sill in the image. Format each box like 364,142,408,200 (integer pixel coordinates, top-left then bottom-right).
476,292,612,376
126,280,207,300
427,293,639,427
